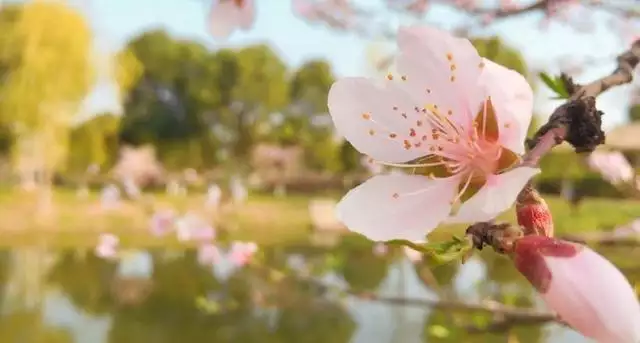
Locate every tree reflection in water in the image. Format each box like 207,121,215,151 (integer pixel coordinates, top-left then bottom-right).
2,238,622,342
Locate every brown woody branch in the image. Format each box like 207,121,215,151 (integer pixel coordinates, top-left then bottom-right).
521,38,640,167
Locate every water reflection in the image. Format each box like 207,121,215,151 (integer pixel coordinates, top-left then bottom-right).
0,237,616,342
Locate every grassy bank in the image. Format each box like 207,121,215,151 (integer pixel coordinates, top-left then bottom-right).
0,188,637,248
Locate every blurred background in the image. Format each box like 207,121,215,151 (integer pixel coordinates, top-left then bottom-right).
0,0,638,342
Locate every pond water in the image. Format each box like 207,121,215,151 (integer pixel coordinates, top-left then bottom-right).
0,234,634,343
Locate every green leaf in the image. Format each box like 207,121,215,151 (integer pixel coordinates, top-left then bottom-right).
428,325,450,338
195,296,221,314
539,72,558,92
388,236,474,267
553,75,570,98
538,72,570,99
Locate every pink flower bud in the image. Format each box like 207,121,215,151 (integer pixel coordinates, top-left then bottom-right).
514,235,640,342
516,188,554,237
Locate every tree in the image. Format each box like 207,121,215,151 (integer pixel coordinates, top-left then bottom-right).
262,60,339,171
289,60,335,115
67,113,121,173
0,2,95,212
119,30,220,169
226,45,289,160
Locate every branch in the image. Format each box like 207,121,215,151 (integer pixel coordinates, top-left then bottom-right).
559,231,640,247
522,38,640,167
273,265,560,334
350,290,556,321
452,0,549,19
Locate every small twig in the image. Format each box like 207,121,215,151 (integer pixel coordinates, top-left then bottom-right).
523,38,640,165
559,232,640,247
347,290,558,323
268,264,560,334
455,0,550,19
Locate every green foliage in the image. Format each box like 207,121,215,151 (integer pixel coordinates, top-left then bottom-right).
539,72,570,99
119,32,293,164
0,2,96,175
67,113,120,172
629,104,640,122
289,60,335,114
338,140,361,173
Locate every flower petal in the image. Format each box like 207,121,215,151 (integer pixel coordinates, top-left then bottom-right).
395,26,484,129
479,59,534,155
237,0,255,29
328,77,433,162
448,167,540,223
208,1,254,39
336,173,459,242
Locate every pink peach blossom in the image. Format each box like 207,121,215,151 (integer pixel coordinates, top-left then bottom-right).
175,213,216,242
587,150,634,185
150,209,176,237
208,0,255,39
292,0,356,30
403,246,423,262
329,25,538,242
514,235,640,342
197,244,222,266
228,241,258,266
95,233,119,260
372,242,389,256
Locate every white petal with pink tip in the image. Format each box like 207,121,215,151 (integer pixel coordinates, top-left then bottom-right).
543,248,640,343
478,59,534,155
208,0,255,39
336,173,459,242
448,166,540,223
328,77,431,163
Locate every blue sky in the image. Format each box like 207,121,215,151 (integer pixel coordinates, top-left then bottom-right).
74,0,637,130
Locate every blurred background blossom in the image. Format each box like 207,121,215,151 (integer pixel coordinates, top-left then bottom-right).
0,0,637,342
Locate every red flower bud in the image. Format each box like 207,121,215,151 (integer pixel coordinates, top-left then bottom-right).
516,186,554,237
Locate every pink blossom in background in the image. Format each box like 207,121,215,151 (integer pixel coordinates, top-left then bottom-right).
197,244,222,266
384,0,428,15
208,0,255,39
100,184,121,210
175,213,216,242
372,242,389,256
230,176,248,205
292,0,357,30
612,218,640,238
150,209,176,237
87,163,100,175
123,177,141,199
329,25,538,242
228,241,258,266
206,184,223,210
514,235,640,342
95,233,119,260
403,246,422,262
587,151,634,185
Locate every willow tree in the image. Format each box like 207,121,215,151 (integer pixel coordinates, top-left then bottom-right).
0,2,96,213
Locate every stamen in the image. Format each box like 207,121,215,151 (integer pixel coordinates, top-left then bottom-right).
373,160,446,169
451,171,475,205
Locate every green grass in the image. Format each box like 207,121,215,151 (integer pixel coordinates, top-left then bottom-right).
0,188,637,249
